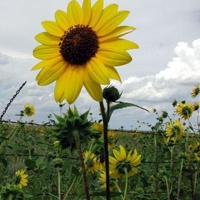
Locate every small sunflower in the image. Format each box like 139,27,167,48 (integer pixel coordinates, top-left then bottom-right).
32,0,138,104
109,145,141,178
193,101,199,111
188,144,194,152
194,142,200,153
99,171,117,191
194,153,200,162
92,123,104,136
84,151,99,173
191,85,200,98
176,102,193,120
23,103,35,117
165,119,183,143
15,169,28,189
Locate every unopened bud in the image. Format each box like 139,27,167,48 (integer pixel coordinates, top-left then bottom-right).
103,86,121,102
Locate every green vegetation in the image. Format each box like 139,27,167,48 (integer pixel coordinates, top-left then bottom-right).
1,85,200,200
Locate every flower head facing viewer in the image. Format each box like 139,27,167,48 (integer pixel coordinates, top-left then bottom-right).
23,103,35,117
15,169,28,189
32,0,138,104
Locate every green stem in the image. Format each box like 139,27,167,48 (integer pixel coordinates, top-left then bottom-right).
123,168,129,200
164,176,170,200
114,181,123,199
99,101,110,200
194,165,197,197
73,130,90,200
63,177,76,200
154,131,159,198
177,159,183,200
169,147,174,196
57,168,61,200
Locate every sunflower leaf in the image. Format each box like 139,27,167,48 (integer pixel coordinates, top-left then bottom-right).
108,101,149,122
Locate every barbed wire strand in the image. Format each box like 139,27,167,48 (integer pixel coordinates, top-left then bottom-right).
0,81,27,121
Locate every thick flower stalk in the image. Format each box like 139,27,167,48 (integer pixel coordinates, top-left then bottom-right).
32,0,138,104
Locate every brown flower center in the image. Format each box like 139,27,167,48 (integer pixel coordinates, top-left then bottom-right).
59,25,99,65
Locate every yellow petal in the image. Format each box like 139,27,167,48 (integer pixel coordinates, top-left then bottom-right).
55,10,70,31
119,145,126,159
129,149,137,161
87,57,110,85
32,57,63,70
84,70,103,102
54,75,66,103
94,4,118,33
64,66,84,104
113,149,122,161
36,61,66,85
99,26,135,42
42,21,63,37
127,150,133,161
100,39,139,50
33,45,60,60
106,66,121,82
97,11,130,36
128,168,138,176
132,155,141,166
96,50,132,66
89,0,103,27
35,32,60,46
82,0,91,25
109,156,118,165
67,0,83,25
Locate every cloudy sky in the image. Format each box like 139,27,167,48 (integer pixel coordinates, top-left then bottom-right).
0,0,200,130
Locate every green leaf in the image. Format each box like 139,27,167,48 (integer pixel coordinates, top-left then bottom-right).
0,157,7,168
71,166,80,176
54,113,65,124
109,101,149,121
24,159,36,170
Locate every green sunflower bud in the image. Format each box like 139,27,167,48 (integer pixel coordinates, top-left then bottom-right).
162,111,168,118
103,86,121,102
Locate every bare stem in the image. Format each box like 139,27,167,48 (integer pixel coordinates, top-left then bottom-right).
73,130,90,200
99,101,110,200
57,168,61,200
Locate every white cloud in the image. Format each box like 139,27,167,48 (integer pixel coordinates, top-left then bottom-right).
156,39,200,83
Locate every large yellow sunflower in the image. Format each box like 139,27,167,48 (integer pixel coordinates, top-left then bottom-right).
32,0,138,104
109,145,141,178
15,169,28,189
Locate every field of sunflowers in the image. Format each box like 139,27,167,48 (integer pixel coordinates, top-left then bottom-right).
0,84,200,200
